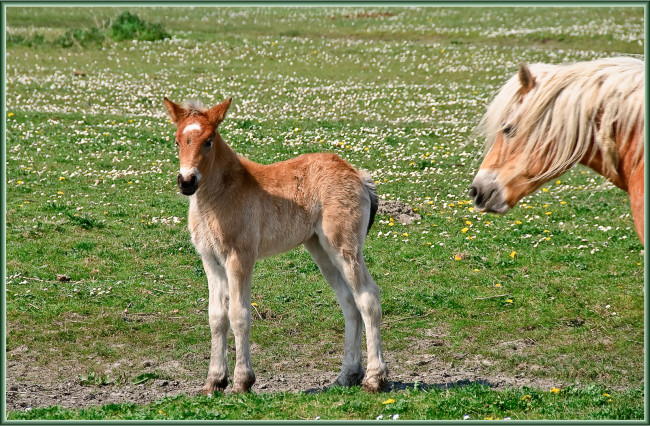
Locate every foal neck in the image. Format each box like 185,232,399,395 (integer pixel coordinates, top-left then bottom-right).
197,133,248,200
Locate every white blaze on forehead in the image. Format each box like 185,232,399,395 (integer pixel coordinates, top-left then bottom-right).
182,123,202,134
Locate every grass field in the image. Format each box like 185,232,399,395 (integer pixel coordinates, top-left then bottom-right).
4,6,645,420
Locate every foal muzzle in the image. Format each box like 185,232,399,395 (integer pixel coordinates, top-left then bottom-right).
178,173,198,196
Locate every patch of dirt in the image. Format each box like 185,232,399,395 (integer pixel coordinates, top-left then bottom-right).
377,200,421,225
7,334,568,412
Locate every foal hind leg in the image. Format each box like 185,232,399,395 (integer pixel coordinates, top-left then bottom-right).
201,254,230,394
304,237,364,386
338,254,388,392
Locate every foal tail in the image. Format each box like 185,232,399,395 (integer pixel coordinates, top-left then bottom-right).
360,171,379,235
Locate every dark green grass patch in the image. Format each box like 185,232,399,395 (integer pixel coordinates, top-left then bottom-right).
7,384,643,420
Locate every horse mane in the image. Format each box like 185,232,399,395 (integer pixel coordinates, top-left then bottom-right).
477,57,645,182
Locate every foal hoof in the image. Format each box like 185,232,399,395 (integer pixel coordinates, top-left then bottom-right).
232,372,256,393
361,371,389,393
333,369,365,387
200,377,229,395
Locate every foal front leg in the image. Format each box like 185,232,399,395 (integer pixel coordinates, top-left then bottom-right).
201,254,230,394
226,251,256,393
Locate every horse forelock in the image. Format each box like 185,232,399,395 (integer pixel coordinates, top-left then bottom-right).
478,57,645,182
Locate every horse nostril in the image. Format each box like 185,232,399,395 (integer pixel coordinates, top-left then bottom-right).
469,186,478,198
188,174,196,187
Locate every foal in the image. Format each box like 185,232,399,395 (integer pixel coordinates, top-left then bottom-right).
163,97,388,393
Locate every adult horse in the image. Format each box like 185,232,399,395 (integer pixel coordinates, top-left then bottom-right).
470,57,644,245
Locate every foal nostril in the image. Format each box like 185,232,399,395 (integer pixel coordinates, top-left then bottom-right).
177,173,197,189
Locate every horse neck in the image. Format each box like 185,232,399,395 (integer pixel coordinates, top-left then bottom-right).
580,133,642,192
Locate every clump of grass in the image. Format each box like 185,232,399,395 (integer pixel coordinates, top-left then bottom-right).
7,11,170,48
108,11,170,41
57,27,105,48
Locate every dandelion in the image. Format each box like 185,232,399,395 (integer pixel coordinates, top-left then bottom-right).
510,251,516,258
382,398,396,405
251,302,258,306
550,387,561,394
494,283,501,287
603,393,611,397
59,177,65,181
542,188,548,192
522,394,531,401
545,211,552,215
560,201,567,205
556,180,561,184
465,220,472,225
454,255,462,260
507,299,513,303
8,112,14,117
57,191,64,195
402,233,408,237
461,227,469,233
17,180,23,184
473,268,479,272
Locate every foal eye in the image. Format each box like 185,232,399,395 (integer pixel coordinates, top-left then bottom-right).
175,139,179,148
204,138,213,149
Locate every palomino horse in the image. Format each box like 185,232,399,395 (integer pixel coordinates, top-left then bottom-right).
470,57,645,245
163,97,388,393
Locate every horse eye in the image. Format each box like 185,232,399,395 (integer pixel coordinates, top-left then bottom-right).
175,139,179,148
503,125,515,137
205,138,213,149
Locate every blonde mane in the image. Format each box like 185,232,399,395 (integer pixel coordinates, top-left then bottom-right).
477,57,645,182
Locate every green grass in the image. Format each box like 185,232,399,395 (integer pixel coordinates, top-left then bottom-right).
7,384,644,421
5,5,645,420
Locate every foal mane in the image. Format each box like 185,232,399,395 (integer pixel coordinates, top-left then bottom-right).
478,57,645,182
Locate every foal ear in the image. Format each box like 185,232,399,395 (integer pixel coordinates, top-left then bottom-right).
207,98,232,127
163,97,189,127
518,63,535,94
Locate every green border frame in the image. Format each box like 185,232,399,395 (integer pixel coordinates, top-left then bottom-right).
1,1,647,424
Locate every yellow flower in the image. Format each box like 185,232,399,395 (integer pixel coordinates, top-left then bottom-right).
8,112,14,117
494,283,501,287
59,176,65,181
294,128,300,132
454,255,461,261
560,201,567,205
473,268,479,272
382,398,395,405
515,220,522,225
402,233,408,237
522,394,531,401
17,180,23,184
545,211,552,215
507,299,513,303
465,220,472,225
468,207,474,212
556,180,561,184
551,387,561,394
542,188,548,192
603,393,611,397
388,222,394,227
543,229,550,233
461,227,469,233
251,302,258,306
57,191,64,195
510,251,516,258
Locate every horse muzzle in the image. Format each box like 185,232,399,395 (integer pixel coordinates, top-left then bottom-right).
469,170,510,214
